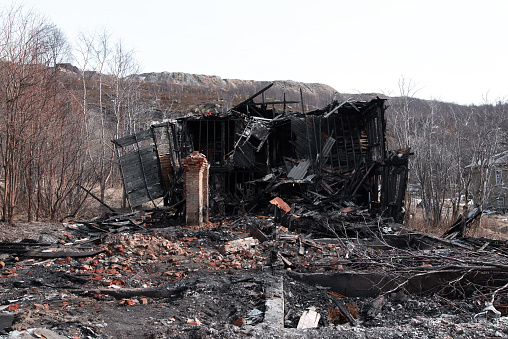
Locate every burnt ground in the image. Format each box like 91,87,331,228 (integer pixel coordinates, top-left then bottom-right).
0,212,507,339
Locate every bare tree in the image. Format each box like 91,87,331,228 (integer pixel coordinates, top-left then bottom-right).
387,75,508,232
387,77,420,223
107,40,140,138
36,93,92,221
464,101,507,211
0,5,66,223
0,5,94,223
75,29,124,203
388,77,420,149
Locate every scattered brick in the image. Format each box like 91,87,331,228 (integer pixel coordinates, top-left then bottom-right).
233,317,245,326
80,265,92,271
111,279,126,287
269,197,291,214
55,257,70,264
187,318,201,326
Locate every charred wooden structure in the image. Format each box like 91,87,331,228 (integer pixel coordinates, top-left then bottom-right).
113,84,410,222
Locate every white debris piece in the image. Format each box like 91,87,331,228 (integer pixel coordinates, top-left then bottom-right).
297,306,321,329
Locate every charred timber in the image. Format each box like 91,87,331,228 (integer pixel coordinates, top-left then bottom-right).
114,84,410,223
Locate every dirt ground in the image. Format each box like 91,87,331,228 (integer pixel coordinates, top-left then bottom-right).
0,213,507,339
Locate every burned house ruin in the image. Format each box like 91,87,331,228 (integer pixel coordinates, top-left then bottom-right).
5,85,508,338
113,84,410,225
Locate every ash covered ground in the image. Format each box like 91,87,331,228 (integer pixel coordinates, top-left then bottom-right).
0,211,507,338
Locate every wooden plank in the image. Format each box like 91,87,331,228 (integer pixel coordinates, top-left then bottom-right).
231,83,274,112
129,184,164,206
119,148,157,166
125,170,161,185
114,129,154,148
248,224,269,243
130,194,161,207
123,163,160,181
126,182,161,195
123,170,160,186
121,161,157,174
120,157,157,172
125,174,163,192
128,182,163,196
122,158,159,174
321,136,336,159
25,249,106,258
117,138,166,207
77,184,117,213
121,156,159,171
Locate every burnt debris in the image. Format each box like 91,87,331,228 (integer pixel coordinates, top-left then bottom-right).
114,84,410,224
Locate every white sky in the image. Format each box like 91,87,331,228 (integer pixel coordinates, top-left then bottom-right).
11,0,508,105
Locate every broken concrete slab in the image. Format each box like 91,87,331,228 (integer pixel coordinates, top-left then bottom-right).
297,306,321,329
262,276,285,329
7,328,68,339
219,237,259,255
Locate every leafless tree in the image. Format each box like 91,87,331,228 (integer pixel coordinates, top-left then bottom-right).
387,77,420,223
464,101,507,211
0,6,58,222
388,75,508,231
0,5,92,223
107,40,140,137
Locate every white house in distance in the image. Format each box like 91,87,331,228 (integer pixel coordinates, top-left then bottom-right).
469,150,507,213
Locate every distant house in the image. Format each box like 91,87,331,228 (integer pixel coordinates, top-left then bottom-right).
470,150,508,212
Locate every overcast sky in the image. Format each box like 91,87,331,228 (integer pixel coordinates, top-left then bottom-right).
11,0,508,105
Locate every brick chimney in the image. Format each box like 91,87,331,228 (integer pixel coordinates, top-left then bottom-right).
182,152,209,226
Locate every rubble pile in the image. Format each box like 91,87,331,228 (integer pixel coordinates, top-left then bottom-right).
0,210,507,338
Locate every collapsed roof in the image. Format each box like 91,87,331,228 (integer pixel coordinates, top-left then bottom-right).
113,83,410,223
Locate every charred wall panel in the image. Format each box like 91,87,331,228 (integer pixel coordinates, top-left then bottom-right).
113,129,165,207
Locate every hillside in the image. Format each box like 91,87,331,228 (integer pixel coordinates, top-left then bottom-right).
139,71,337,98
135,71,354,113
57,64,388,115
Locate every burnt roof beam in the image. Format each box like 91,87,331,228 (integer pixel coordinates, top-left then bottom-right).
243,101,300,106
232,83,274,111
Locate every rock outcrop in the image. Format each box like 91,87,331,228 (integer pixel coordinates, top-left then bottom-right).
137,72,342,108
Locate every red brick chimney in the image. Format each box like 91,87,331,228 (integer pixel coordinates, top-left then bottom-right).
182,151,209,226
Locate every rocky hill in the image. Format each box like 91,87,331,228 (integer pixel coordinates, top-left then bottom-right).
57,64,386,114
136,71,347,110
